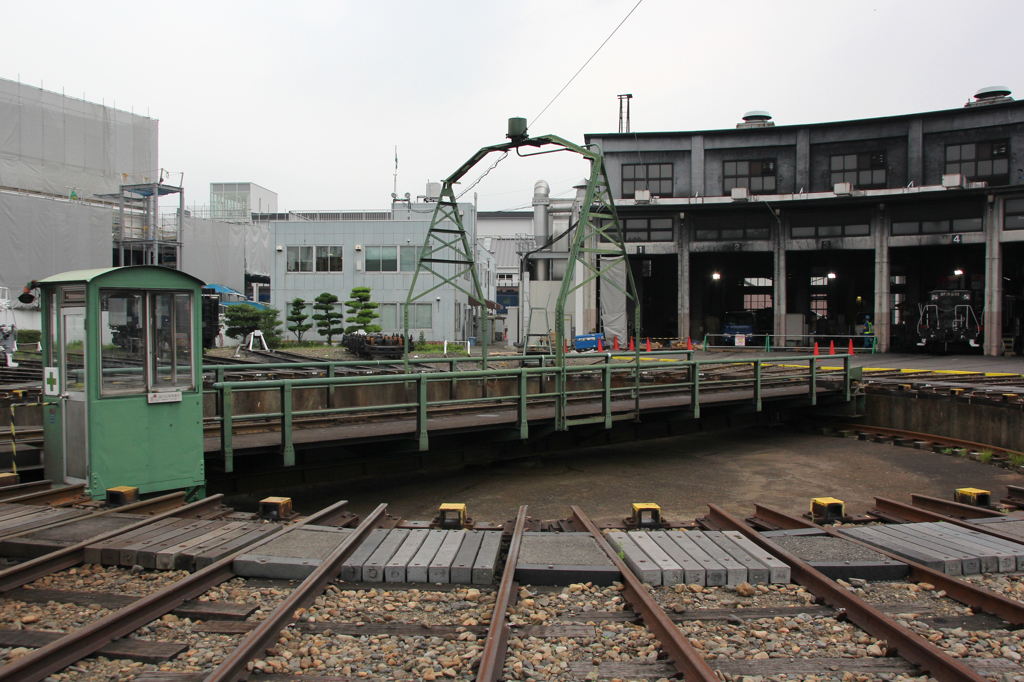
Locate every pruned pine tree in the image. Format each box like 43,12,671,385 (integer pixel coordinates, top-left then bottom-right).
312,292,344,344
286,297,313,343
344,286,382,334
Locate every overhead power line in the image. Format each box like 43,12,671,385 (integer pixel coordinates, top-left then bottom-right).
530,0,644,128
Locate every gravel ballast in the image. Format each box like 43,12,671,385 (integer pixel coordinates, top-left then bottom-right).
769,535,892,563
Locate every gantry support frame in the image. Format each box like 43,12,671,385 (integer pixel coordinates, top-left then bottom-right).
405,130,642,430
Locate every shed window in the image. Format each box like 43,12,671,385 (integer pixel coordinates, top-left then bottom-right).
150,292,193,391
99,291,146,395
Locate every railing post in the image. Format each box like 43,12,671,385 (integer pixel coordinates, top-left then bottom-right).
281,380,294,466
450,358,458,397
603,363,612,429
754,359,762,412
555,368,566,431
417,374,429,451
844,353,851,401
692,361,700,419
517,369,528,439
216,367,225,386
327,364,336,409
809,357,818,406
221,385,233,474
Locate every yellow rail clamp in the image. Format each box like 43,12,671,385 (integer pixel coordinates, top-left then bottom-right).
259,496,293,520
810,497,845,522
0,473,20,488
439,503,468,529
106,486,139,507
631,503,662,528
955,488,991,507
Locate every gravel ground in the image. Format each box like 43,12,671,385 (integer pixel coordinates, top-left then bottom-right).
962,573,1024,604
3,577,297,681
769,536,892,563
33,584,496,681
0,564,193,640
504,582,653,681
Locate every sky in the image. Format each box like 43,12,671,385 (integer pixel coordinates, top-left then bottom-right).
2,0,1022,212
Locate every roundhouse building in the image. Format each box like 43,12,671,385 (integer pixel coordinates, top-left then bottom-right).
585,87,1024,355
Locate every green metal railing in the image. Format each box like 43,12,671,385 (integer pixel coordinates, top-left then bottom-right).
203,353,850,473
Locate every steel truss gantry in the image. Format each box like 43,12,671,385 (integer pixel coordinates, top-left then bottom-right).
404,126,642,429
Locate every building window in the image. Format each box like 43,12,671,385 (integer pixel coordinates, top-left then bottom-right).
622,164,673,197
365,246,399,272
743,294,773,310
1005,198,1024,230
288,245,344,273
692,212,772,241
406,303,432,329
830,152,886,188
315,246,343,272
376,302,432,330
286,246,313,272
497,273,516,286
890,201,984,236
378,303,398,329
945,140,1009,182
723,160,776,194
811,294,828,318
790,211,871,239
400,245,418,271
599,217,673,242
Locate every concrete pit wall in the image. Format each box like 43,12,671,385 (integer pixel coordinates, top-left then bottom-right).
862,386,1024,453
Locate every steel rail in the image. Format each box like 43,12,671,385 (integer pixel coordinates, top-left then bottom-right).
0,480,51,500
203,502,387,682
0,498,353,682
0,494,225,593
476,505,529,682
0,491,190,545
705,504,987,682
1,483,88,506
749,503,1024,627
872,497,1024,545
830,423,1024,457
909,493,1006,519
570,505,718,682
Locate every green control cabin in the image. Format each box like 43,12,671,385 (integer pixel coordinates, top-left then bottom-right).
39,266,205,499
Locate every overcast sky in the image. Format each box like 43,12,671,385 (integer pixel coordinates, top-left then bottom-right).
2,1,1021,212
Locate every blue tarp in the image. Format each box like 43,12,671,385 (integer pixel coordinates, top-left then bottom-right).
220,300,265,311
205,283,245,296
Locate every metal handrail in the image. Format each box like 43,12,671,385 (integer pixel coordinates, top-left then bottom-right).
206,354,849,471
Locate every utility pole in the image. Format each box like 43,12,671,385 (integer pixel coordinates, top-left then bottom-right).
618,94,633,133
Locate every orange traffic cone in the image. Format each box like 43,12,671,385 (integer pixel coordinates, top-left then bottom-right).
628,337,635,351
598,337,603,352
686,337,692,351
614,336,619,350
848,339,855,355
829,340,835,355
646,338,652,352
813,342,819,356
564,339,568,354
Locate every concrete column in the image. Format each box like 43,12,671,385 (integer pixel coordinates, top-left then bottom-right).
679,212,690,341
773,214,787,341
796,128,811,192
984,196,1003,356
691,135,705,197
873,207,891,352
907,119,924,187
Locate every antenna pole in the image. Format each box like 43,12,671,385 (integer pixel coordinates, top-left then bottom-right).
618,94,633,133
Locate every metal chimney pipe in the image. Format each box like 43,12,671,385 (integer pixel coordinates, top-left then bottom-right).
532,180,550,281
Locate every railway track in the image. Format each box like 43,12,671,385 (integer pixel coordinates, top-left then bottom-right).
2,484,1024,680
